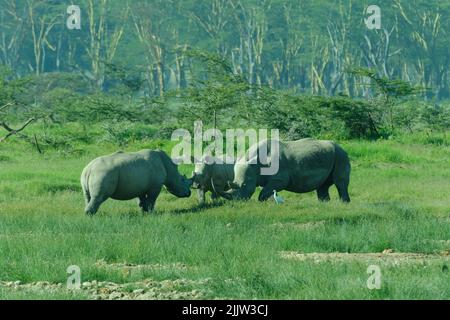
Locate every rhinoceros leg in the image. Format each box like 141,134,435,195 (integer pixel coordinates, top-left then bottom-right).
85,196,107,215
317,175,333,202
333,167,351,203
333,144,351,203
258,175,289,202
210,192,219,201
335,182,350,203
145,187,162,213
85,172,117,215
316,184,331,202
197,189,206,204
82,189,91,207
138,195,150,213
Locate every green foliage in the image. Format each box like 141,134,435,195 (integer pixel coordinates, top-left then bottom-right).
0,66,30,118
100,121,158,147
0,66,14,106
252,93,381,140
350,68,425,101
177,50,252,129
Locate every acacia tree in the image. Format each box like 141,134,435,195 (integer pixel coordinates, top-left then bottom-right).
0,69,35,143
326,0,358,95
84,0,129,90
27,0,63,75
187,0,232,56
0,0,448,99
131,0,175,97
351,67,424,133
0,0,28,74
394,0,450,99
0,104,35,143
229,0,269,86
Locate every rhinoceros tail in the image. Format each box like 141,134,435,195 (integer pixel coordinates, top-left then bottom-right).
81,166,91,207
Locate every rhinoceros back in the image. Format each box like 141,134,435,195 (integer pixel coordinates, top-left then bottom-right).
87,150,167,201
279,139,336,193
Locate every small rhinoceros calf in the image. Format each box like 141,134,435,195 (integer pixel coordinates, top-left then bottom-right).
81,150,192,215
190,156,234,204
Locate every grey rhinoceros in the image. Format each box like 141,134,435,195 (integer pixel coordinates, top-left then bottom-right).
80,150,192,215
190,156,235,204
219,138,351,202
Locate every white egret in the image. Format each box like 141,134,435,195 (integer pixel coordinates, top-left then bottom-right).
273,190,284,204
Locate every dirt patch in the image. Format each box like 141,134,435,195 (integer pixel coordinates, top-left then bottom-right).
0,278,210,300
0,260,207,300
85,278,209,300
271,221,326,230
423,239,450,246
280,250,450,266
95,259,189,274
0,281,64,293
373,163,410,170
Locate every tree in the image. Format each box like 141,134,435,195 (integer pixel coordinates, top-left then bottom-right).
0,0,28,74
131,0,175,97
84,0,129,89
27,0,63,75
351,67,424,133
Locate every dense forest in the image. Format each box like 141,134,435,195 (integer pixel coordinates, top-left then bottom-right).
0,0,449,148
0,0,449,98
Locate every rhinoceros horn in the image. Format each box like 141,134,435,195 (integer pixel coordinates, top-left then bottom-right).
210,178,234,200
211,178,219,194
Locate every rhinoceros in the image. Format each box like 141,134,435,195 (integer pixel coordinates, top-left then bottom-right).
190,156,235,204
219,138,351,202
80,150,192,215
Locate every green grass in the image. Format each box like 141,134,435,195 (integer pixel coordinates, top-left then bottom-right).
0,135,450,299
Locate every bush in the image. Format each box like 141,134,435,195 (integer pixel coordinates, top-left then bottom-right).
101,121,158,146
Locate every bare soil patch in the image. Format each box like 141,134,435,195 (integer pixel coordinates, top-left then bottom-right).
271,220,326,230
0,260,207,300
280,250,450,265
94,259,189,274
0,278,210,300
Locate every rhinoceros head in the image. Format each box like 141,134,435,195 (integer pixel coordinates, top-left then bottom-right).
222,162,258,200
166,174,192,198
190,172,200,189
190,156,216,189
190,162,207,189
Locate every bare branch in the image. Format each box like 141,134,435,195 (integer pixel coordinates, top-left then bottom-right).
0,117,35,142
0,102,14,112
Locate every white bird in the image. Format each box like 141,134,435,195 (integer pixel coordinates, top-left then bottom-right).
273,190,284,204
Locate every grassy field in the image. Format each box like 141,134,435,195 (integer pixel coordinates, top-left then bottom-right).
0,133,450,300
